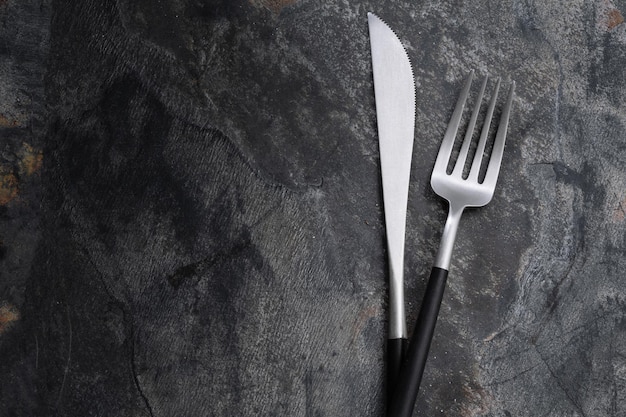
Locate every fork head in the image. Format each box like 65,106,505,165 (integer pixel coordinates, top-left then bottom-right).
431,71,515,209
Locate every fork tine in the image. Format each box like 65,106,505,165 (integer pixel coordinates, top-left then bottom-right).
468,78,501,182
482,81,515,189
451,76,487,177
433,71,474,174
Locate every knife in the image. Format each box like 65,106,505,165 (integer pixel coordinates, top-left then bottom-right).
368,12,416,397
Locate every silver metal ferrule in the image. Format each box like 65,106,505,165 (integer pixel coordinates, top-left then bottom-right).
434,203,465,270
388,256,407,339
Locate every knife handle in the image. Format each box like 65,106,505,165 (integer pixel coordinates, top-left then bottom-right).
387,337,407,402
388,267,448,417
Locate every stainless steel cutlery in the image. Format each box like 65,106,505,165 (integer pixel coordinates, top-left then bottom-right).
368,12,516,416
367,12,415,397
388,71,515,417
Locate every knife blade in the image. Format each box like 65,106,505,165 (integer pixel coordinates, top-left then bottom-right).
367,12,416,396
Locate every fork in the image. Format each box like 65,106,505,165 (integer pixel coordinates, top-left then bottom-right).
388,71,515,417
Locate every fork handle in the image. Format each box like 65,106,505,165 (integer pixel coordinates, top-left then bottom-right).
388,267,448,417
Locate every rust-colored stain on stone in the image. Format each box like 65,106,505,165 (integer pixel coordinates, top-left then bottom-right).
607,8,624,29
460,383,493,416
350,303,381,344
0,143,42,205
18,142,43,176
0,304,19,334
0,168,19,206
613,196,626,222
250,0,297,14
0,114,19,128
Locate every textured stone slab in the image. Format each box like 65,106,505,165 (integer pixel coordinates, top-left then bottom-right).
1,0,626,416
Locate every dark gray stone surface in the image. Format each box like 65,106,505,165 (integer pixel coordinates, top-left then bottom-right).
1,0,626,416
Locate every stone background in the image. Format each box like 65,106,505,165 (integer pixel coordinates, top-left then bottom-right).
1,0,625,416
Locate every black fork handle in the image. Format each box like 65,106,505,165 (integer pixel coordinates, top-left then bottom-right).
388,267,448,417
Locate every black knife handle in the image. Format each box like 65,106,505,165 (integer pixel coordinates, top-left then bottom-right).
387,337,407,402
388,267,448,417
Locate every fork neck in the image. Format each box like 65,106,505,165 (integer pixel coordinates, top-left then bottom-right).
433,202,465,271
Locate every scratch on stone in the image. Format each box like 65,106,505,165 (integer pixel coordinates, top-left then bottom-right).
483,326,509,342
78,248,153,415
304,368,315,417
485,362,542,387
56,306,73,407
534,344,589,417
130,321,155,417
